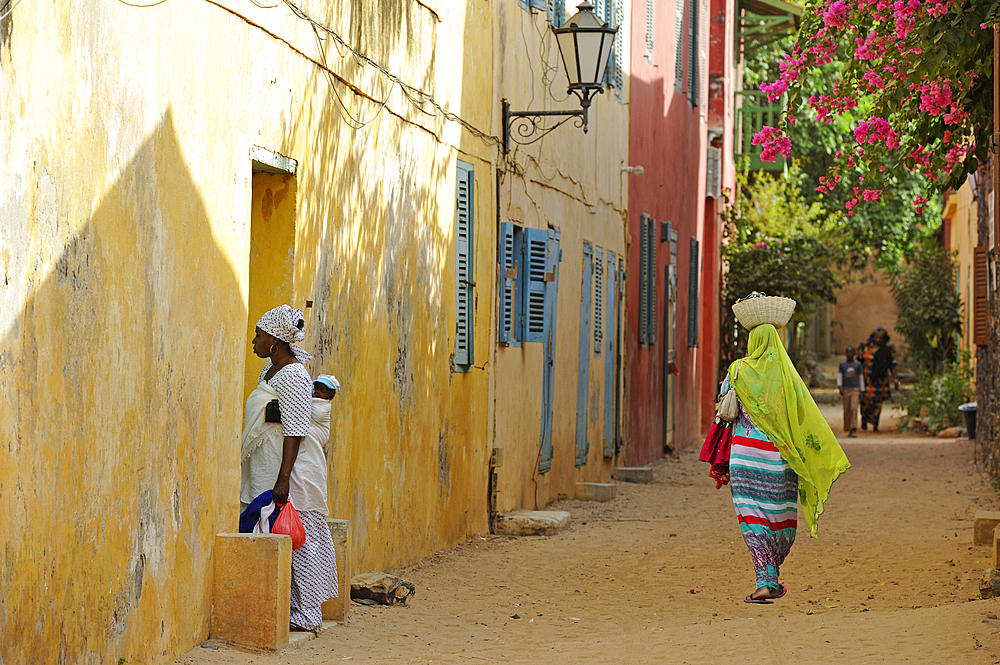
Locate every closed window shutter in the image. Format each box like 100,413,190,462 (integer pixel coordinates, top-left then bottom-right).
974,247,989,345
499,222,520,346
639,216,650,345
688,0,698,106
521,228,550,343
645,0,653,63
613,0,624,94
594,247,604,355
646,219,657,345
675,0,685,92
688,237,699,347
455,162,475,365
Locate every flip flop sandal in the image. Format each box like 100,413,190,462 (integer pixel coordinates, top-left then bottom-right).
773,584,787,599
744,595,773,604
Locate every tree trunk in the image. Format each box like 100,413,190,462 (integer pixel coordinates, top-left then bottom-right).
975,158,999,475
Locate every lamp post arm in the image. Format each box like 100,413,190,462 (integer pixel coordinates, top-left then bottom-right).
502,99,591,154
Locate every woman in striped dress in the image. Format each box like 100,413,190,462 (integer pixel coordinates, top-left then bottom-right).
721,319,850,604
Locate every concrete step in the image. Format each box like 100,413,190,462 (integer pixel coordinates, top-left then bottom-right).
493,509,570,536
614,466,653,484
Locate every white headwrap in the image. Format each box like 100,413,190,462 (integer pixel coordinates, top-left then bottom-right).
256,304,312,363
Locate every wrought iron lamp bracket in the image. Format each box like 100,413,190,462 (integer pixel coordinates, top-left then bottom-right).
502,89,602,154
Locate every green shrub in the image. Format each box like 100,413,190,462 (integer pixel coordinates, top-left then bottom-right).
899,352,973,434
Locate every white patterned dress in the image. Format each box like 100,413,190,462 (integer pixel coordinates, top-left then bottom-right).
252,362,338,631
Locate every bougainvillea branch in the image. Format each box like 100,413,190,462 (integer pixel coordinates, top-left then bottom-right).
753,0,996,214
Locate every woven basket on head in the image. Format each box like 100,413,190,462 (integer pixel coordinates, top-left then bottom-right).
732,295,796,330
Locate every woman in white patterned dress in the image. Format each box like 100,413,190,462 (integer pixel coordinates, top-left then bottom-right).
241,304,337,632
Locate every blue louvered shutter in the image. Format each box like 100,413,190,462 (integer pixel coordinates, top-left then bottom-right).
604,252,617,457
521,228,550,343
498,222,520,346
576,242,593,467
594,247,603,355
455,161,475,366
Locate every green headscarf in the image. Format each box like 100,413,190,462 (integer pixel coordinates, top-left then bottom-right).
728,324,850,538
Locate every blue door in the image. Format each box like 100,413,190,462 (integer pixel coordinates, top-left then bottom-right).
575,242,593,467
539,227,561,473
603,251,617,457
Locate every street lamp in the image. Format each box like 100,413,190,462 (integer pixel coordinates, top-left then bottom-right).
502,2,618,154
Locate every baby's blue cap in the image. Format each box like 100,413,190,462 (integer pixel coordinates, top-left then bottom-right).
314,374,340,392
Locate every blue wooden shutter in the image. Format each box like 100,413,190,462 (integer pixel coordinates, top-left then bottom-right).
498,222,520,347
594,247,603,356
604,252,617,457
688,237,700,347
455,161,475,366
521,228,550,343
547,0,565,25
639,216,650,345
576,242,593,467
538,227,561,472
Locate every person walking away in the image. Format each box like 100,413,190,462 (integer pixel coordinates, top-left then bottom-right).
858,328,899,432
838,346,864,437
241,305,338,632
719,293,851,604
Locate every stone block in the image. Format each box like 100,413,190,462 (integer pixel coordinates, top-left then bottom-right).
321,519,351,623
937,426,962,438
211,533,291,650
615,466,653,484
974,511,1000,545
982,569,1000,599
493,509,570,537
350,571,415,605
576,482,616,502
994,525,1000,569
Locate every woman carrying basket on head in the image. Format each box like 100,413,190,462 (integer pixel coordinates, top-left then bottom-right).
711,293,851,604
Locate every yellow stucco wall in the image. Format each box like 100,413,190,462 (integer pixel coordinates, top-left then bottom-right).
944,184,978,372
1,1,493,662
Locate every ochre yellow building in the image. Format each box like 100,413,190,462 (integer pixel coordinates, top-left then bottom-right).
0,1,630,662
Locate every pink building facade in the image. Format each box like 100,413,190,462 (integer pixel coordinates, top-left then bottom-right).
625,0,737,462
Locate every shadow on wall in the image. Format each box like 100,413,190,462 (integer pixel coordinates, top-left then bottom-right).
276,1,490,573
0,110,245,664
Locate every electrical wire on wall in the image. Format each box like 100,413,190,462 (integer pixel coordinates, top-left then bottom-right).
1,0,26,19
279,0,500,147
114,0,500,149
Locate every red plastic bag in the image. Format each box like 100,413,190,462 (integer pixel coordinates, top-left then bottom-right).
272,501,306,550
699,417,733,466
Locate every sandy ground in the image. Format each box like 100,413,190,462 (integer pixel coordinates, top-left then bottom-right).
176,402,1000,664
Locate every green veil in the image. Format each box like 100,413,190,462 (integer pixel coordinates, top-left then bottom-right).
728,324,850,538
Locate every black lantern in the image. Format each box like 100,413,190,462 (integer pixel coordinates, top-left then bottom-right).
502,2,618,154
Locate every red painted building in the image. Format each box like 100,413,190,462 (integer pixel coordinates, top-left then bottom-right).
625,0,738,461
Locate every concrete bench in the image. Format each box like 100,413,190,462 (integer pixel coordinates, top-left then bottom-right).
321,518,351,623
974,510,1000,545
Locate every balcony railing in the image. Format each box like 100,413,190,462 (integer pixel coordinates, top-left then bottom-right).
735,90,786,172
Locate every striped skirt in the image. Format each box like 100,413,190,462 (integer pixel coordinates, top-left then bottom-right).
730,427,798,592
